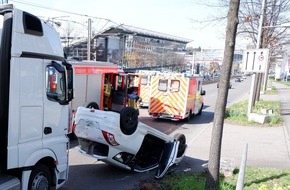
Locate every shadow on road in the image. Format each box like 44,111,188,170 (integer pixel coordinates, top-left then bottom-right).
62,156,208,190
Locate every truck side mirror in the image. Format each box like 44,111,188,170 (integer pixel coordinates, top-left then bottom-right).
46,61,74,105
63,61,74,102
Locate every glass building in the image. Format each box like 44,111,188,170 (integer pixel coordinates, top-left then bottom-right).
66,24,192,70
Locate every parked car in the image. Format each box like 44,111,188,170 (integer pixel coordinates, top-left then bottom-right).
235,77,242,82
74,106,187,179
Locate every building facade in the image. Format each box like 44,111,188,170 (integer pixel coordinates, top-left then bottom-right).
66,24,192,70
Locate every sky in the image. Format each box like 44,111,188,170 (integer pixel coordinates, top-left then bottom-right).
9,0,231,49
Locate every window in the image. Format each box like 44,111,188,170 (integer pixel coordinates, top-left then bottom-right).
141,76,148,85
23,11,43,36
46,64,65,103
158,79,167,92
197,81,201,91
170,80,180,92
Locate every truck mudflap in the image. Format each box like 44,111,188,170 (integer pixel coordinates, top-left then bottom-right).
0,175,20,190
155,141,179,179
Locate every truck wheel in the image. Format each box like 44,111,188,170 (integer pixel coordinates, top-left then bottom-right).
28,164,51,190
186,110,192,122
174,133,186,158
86,102,99,109
197,104,203,115
120,107,138,135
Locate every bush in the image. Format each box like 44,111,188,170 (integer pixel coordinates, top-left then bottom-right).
225,100,282,126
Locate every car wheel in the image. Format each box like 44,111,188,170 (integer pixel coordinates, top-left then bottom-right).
120,107,138,135
174,133,186,158
28,164,51,190
86,102,99,109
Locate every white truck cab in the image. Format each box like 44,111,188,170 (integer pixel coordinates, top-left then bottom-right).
0,4,73,189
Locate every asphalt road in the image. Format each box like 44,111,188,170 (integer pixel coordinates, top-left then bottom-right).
62,77,252,190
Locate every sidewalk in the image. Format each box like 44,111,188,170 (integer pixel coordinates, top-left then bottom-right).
178,81,290,172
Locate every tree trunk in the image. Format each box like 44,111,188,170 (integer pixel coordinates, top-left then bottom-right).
205,0,240,189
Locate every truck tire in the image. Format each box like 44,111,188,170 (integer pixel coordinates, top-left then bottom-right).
197,104,203,115
186,110,192,122
120,107,138,135
28,164,51,190
86,102,99,109
174,133,186,158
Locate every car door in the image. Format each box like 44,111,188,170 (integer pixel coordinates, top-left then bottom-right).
155,141,179,179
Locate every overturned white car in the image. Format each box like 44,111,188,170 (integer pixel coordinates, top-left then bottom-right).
74,106,187,178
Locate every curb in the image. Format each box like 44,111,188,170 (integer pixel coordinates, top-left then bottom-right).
283,123,290,160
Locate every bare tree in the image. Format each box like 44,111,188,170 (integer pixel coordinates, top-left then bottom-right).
205,0,240,189
239,0,290,53
192,0,290,54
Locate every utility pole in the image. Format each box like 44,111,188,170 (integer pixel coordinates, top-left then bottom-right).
87,18,92,61
247,0,266,115
191,52,195,75
255,0,267,102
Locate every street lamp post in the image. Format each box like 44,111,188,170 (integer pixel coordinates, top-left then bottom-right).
87,18,92,61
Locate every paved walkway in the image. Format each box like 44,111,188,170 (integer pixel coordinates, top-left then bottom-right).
177,82,290,172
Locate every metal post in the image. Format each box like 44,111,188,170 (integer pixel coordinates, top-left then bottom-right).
87,18,91,61
247,0,266,117
235,143,248,190
262,51,271,93
191,52,195,75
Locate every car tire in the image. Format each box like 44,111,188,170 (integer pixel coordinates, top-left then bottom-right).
86,102,99,109
120,107,138,135
174,133,186,158
28,164,51,190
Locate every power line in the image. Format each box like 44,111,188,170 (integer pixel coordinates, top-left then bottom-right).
10,0,119,25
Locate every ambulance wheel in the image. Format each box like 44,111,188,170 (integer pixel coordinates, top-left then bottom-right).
197,104,203,115
120,107,138,135
28,164,51,190
86,102,99,109
174,133,186,158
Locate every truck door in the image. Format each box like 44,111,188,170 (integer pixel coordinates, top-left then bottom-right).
193,78,203,113
167,78,185,117
139,75,150,106
149,76,170,115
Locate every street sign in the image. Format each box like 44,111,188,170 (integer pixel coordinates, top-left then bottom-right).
242,49,269,73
